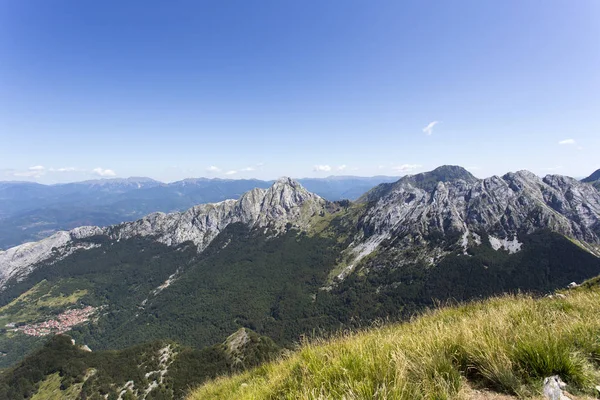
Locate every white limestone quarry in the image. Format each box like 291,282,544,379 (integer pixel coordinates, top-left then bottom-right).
488,235,523,254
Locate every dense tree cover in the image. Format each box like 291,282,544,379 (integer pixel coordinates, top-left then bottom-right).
0,220,599,394
0,330,280,400
322,229,600,327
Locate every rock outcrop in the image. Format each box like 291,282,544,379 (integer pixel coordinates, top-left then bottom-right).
352,166,600,262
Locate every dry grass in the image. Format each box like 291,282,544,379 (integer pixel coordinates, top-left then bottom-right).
189,288,600,400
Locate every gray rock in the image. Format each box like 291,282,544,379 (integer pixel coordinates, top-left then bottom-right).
349,167,600,268
543,376,571,400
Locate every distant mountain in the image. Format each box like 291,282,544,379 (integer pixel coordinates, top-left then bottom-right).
0,176,396,249
582,168,600,190
581,168,600,183
298,175,399,202
0,166,599,386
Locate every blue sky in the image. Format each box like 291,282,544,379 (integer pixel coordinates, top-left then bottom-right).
1,1,599,183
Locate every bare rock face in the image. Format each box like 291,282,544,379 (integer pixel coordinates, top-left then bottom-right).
352,167,600,263
0,178,326,289
542,376,571,400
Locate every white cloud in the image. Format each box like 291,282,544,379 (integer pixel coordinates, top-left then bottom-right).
13,170,44,178
337,165,347,171
558,139,576,145
49,167,77,172
392,164,422,173
422,121,439,136
12,165,46,178
240,166,255,172
225,170,237,175
313,165,332,172
206,165,221,173
92,167,116,177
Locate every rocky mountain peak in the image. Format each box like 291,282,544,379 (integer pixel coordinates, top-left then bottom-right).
266,177,321,203
426,165,478,182
346,168,600,275
359,165,477,203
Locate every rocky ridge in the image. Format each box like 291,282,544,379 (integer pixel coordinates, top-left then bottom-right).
343,166,600,275
2,168,600,289
0,178,326,288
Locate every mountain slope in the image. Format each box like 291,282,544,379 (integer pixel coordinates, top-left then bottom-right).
343,166,600,280
0,328,279,400
581,168,600,183
0,178,327,288
190,281,600,400
582,168,600,190
0,169,599,375
0,176,396,249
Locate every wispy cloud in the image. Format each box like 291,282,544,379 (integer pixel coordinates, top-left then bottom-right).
92,167,116,177
392,164,422,173
49,167,77,172
313,165,332,172
240,166,255,172
558,139,576,145
206,166,221,173
225,170,237,175
12,166,46,178
422,121,439,136
337,165,347,171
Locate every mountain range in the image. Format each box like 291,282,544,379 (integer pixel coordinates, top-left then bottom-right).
0,176,399,250
0,165,599,399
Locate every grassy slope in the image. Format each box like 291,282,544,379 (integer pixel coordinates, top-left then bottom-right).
190,286,600,399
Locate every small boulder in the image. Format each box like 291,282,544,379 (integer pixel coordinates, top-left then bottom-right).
543,376,571,400
567,282,579,289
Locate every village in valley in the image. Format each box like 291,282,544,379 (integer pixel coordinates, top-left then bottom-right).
8,306,97,337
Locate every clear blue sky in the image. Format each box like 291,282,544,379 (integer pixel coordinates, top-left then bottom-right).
1,0,599,183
